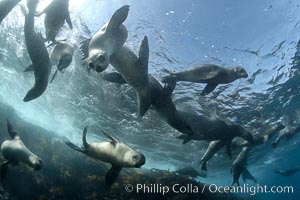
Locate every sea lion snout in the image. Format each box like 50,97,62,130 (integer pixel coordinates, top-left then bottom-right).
88,54,109,73
29,155,43,170
134,153,146,168
234,66,248,78
58,54,73,71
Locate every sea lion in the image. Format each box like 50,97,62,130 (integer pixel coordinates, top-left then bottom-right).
231,146,256,186
101,72,194,134
110,36,151,117
162,64,248,95
0,120,42,181
198,140,232,177
271,125,300,148
274,166,300,176
0,0,21,23
23,0,51,102
231,122,285,149
80,5,129,73
65,126,145,186
49,41,74,83
176,111,254,144
35,0,72,43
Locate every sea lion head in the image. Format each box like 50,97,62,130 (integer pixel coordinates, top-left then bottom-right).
85,51,109,73
58,54,73,71
233,66,248,78
122,147,146,168
28,155,42,170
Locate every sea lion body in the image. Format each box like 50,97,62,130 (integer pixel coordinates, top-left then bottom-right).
110,36,151,117
162,64,248,95
0,120,42,181
198,140,232,176
37,0,72,42
148,76,194,135
274,166,300,176
272,126,300,148
177,111,254,143
49,41,74,82
0,0,20,23
82,5,129,73
23,0,50,102
231,146,250,186
65,127,145,186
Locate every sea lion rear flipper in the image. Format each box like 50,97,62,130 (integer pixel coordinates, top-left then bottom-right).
101,130,120,144
65,139,87,153
6,120,17,139
102,72,127,84
201,83,218,96
50,69,58,83
0,161,10,182
106,5,129,31
226,142,232,159
79,38,91,62
242,167,257,183
105,165,122,186
24,64,34,72
65,12,73,29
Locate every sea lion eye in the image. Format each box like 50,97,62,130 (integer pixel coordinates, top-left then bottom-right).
89,62,94,69
133,155,138,161
98,55,106,63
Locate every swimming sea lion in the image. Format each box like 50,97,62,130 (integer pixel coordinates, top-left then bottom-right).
101,72,194,134
110,36,151,117
148,76,194,135
80,5,129,73
0,120,42,181
35,0,72,43
274,166,300,176
162,64,248,95
23,0,51,102
198,140,232,177
65,126,145,186
271,125,300,148
176,111,254,144
0,0,21,23
49,41,74,83
231,146,256,186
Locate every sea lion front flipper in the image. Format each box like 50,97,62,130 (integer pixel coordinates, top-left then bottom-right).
65,12,73,29
201,83,218,96
106,5,129,31
242,167,257,183
79,38,91,61
138,36,149,69
24,64,34,72
50,69,58,83
102,72,127,84
105,165,122,186
176,135,192,144
101,130,120,144
0,161,10,182
6,120,17,139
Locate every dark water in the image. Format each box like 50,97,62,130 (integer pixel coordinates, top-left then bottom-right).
0,0,300,199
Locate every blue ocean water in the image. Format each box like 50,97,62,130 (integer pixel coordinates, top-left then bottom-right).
0,0,300,199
